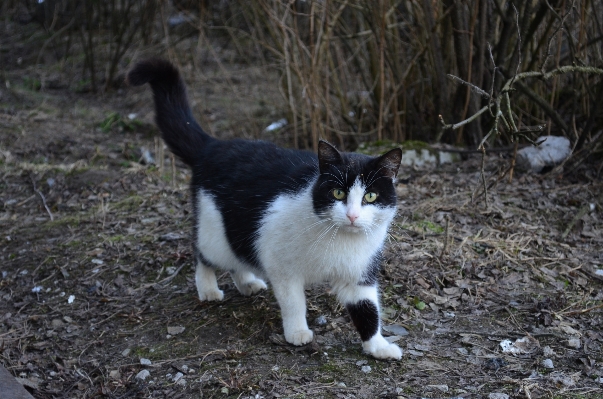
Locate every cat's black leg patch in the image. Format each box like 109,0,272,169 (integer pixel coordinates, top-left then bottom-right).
346,299,379,341
358,254,382,286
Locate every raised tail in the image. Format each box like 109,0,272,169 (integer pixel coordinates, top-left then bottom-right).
126,58,211,167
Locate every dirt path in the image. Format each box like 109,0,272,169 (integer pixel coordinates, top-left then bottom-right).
1,71,602,399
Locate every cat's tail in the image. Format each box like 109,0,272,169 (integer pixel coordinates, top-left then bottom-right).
126,58,211,167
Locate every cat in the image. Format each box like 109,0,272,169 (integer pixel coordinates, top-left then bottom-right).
127,59,403,360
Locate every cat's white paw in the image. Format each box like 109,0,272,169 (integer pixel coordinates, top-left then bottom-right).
369,343,402,360
232,272,268,296
197,289,224,302
238,279,268,296
286,329,314,346
363,334,403,360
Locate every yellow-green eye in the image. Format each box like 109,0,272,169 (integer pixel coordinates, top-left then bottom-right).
364,192,378,203
332,189,346,200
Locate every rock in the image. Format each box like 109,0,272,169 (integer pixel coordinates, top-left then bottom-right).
360,365,371,373
382,324,409,336
484,357,507,370
173,372,184,382
516,136,571,173
140,358,152,366
426,384,448,392
567,338,581,349
355,360,367,366
121,348,131,357
314,315,327,326
167,326,185,335
488,393,509,399
336,382,347,388
135,370,150,380
543,346,556,357
109,370,121,380
542,359,554,369
51,319,65,329
159,233,182,241
140,147,155,165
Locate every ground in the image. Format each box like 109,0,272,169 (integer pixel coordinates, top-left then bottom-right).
1,59,603,399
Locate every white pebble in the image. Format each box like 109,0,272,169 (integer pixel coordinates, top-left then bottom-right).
136,370,150,380
67,295,75,304
567,338,581,349
140,358,152,366
542,359,554,369
488,394,510,399
361,365,371,373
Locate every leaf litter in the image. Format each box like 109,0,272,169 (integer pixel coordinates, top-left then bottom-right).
0,71,602,399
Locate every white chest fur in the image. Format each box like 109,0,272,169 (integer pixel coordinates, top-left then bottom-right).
256,184,395,285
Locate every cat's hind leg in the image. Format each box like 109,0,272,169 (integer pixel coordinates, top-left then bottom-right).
231,270,267,296
195,257,224,301
335,284,402,360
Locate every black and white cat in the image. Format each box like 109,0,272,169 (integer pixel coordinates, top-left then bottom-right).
127,59,403,360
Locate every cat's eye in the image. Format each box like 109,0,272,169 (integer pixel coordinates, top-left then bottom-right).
332,189,346,200
364,192,378,203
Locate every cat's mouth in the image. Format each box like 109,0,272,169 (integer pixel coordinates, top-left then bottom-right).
342,223,363,233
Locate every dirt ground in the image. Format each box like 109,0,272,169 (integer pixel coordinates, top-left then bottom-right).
2,48,603,399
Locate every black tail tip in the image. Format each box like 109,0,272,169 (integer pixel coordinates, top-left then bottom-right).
126,58,181,87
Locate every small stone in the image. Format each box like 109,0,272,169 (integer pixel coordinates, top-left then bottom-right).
51,319,65,329
543,346,556,357
159,233,182,241
176,378,186,386
361,365,371,373
63,316,73,323
426,385,448,392
136,370,150,380
121,348,131,357
140,358,152,366
167,326,185,335
355,360,368,366
542,359,554,369
567,338,581,348
181,365,189,372
382,324,409,336
314,315,328,325
173,372,184,382
456,347,469,356
488,393,510,399
109,370,121,379
336,382,347,388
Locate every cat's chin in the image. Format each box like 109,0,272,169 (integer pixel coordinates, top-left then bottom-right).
341,224,363,233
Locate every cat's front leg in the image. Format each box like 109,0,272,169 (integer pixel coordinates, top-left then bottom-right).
336,284,402,360
272,279,313,346
195,258,224,301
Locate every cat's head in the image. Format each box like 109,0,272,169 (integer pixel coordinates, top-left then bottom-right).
312,140,402,234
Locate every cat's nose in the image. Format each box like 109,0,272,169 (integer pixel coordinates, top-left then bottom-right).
347,214,359,223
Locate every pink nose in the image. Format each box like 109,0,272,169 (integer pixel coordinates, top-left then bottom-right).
347,214,358,223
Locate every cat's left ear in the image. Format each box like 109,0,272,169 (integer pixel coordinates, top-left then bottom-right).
376,148,402,179
318,140,343,173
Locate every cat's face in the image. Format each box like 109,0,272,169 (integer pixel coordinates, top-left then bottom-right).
312,141,402,234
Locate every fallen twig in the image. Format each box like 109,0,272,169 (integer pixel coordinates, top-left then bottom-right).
30,175,54,221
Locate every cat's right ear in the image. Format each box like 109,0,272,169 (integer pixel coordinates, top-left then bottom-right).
318,140,343,173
